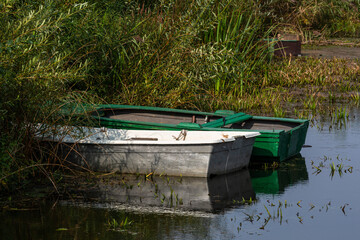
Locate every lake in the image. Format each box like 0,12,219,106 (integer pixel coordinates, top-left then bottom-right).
1,107,360,240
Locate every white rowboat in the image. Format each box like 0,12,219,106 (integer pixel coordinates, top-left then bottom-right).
38,126,260,177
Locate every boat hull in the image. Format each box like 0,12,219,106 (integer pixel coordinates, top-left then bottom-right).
234,117,309,161
41,128,258,177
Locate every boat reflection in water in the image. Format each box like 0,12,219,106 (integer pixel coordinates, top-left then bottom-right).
65,169,255,214
250,154,309,195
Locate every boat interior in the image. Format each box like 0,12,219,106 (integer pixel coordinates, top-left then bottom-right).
93,108,302,131
229,119,300,131
93,109,222,125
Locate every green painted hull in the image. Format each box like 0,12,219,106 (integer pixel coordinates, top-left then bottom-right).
247,117,309,161
76,104,309,162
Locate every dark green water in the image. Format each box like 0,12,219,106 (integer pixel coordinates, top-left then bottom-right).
1,107,360,239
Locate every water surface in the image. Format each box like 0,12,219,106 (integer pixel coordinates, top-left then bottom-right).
2,108,360,239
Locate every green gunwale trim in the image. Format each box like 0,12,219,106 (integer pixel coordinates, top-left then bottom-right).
202,112,252,128
252,116,308,123
96,104,243,117
213,110,235,115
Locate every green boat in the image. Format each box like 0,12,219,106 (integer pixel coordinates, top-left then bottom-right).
72,104,309,162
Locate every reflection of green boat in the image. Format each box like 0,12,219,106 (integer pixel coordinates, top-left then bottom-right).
250,155,309,194
68,104,309,161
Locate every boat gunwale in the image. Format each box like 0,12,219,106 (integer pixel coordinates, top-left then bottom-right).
38,128,260,145
40,137,238,145
249,116,309,134
252,116,309,124
95,104,225,117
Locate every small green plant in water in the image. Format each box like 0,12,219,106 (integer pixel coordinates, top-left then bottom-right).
331,106,349,129
313,155,352,177
351,93,360,105
107,217,133,231
233,197,256,205
330,162,345,178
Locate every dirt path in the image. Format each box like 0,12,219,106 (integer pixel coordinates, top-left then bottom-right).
302,45,360,59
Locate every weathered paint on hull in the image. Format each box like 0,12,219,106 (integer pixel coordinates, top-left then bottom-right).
49,137,255,177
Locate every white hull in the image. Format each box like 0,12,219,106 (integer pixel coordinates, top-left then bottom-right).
39,127,259,177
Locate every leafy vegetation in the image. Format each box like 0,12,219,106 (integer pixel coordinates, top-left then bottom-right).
1,0,360,193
